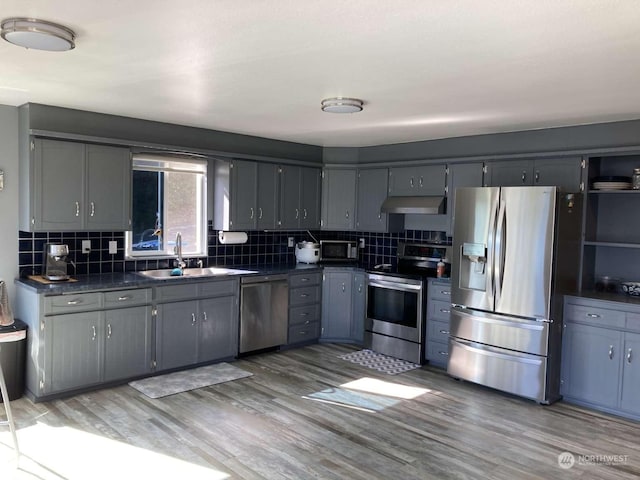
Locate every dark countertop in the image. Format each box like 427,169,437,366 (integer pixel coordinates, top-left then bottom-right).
14,263,328,295
569,290,640,307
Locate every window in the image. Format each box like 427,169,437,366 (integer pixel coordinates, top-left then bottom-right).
126,154,207,259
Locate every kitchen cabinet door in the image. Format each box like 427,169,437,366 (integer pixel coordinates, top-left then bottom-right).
561,322,622,408
85,144,131,230
33,139,85,231
197,295,238,363
256,162,278,230
356,168,389,232
350,272,366,343
230,160,258,230
321,271,353,340
103,305,152,382
45,311,103,393
388,165,446,196
446,162,485,234
620,332,640,415
279,164,302,229
533,157,583,192
484,160,533,186
156,300,199,370
299,167,321,229
321,168,357,230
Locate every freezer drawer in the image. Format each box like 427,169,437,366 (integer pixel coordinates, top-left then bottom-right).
447,338,548,403
450,306,549,356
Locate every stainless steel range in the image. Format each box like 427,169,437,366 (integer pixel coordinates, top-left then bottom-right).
364,242,451,364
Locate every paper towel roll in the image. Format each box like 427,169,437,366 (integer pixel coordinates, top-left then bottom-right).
218,231,248,244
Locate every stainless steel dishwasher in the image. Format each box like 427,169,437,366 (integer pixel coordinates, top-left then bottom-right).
239,274,289,353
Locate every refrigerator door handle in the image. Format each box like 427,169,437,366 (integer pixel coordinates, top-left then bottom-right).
485,192,499,303
494,198,507,307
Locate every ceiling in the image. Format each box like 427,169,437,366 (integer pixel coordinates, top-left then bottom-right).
1,1,640,148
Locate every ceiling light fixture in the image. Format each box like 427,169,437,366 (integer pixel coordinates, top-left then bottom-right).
1,17,75,51
321,97,363,114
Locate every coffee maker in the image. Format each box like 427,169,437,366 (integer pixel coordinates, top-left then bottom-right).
42,243,71,281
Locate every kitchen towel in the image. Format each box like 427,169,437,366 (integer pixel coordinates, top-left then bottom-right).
128,363,252,399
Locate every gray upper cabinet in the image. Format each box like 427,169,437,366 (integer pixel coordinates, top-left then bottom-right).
230,160,259,230
447,162,485,234
24,138,131,232
356,168,389,232
280,165,321,229
321,168,357,230
485,157,583,191
388,164,446,196
257,162,279,230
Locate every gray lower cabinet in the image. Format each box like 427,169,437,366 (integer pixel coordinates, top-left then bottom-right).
425,279,452,367
562,296,640,419
321,269,365,343
485,157,584,191
288,271,322,345
22,138,131,232
321,168,357,230
155,278,239,371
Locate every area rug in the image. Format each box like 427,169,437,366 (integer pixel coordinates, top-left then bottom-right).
128,363,253,399
338,349,421,375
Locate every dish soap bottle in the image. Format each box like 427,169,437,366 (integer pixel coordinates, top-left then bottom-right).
437,259,446,278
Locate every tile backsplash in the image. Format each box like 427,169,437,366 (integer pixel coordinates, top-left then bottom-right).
18,225,450,277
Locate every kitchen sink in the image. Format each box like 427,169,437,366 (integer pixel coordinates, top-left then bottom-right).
135,267,258,279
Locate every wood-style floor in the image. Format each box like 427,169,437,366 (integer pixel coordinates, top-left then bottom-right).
1,343,639,479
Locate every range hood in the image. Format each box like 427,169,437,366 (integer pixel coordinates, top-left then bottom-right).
380,195,446,214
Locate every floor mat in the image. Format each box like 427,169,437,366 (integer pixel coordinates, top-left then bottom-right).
128,362,252,398
338,349,421,375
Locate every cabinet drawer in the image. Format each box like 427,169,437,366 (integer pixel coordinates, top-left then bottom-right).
289,304,321,326
289,272,321,288
428,319,451,344
198,279,238,298
44,292,102,315
289,285,321,306
429,299,452,322
430,282,452,302
155,283,199,302
104,288,151,308
564,303,626,328
426,340,449,365
627,313,640,333
288,321,320,344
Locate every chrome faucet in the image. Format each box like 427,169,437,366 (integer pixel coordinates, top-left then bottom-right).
174,232,186,269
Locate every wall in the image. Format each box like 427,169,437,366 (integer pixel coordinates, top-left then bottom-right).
0,105,19,304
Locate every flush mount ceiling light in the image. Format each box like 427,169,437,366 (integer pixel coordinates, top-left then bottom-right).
321,97,363,114
1,17,75,51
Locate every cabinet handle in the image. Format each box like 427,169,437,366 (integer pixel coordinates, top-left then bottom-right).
303,208,308,219
202,311,208,322
342,282,346,292
378,212,382,219
300,277,309,282
295,208,299,219
304,320,310,325
438,351,449,356
586,313,600,318
300,312,309,317
75,201,80,217
117,295,131,301
299,331,307,335
300,293,309,298
521,171,527,183
441,290,451,295
90,201,95,217
191,313,197,325
91,325,97,340
535,171,540,183
358,285,363,293
258,207,263,219
628,348,633,364
410,177,414,188
439,329,450,335
250,207,254,219
608,345,614,360
107,323,112,339
67,299,82,305
345,210,349,219
440,308,450,314
419,176,424,187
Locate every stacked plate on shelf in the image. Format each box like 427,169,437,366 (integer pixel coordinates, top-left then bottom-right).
592,176,632,190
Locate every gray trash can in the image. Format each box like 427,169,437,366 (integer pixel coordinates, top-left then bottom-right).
0,318,27,402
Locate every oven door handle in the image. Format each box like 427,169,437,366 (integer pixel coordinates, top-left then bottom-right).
368,280,422,292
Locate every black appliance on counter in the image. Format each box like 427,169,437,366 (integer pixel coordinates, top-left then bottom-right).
364,242,451,364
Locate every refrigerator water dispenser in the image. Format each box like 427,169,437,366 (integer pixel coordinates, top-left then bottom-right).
459,242,487,291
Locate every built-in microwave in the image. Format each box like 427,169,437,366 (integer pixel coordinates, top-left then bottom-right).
319,240,358,262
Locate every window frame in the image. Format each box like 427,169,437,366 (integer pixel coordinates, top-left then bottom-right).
125,153,208,260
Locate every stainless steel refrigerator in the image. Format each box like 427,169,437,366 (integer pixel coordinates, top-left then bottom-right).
448,186,582,404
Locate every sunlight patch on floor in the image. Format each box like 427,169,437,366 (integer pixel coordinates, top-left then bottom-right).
341,377,431,399
0,422,230,480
